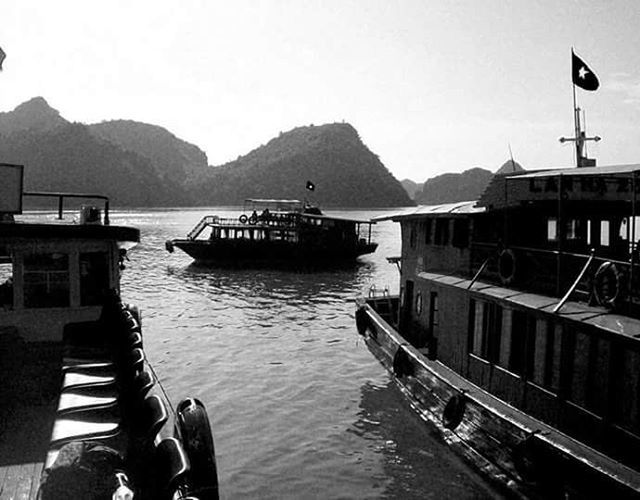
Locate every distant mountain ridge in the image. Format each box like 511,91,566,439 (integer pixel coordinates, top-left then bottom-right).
0,97,412,208
411,160,525,205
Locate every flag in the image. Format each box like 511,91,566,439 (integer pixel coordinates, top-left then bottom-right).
306,180,315,191
572,50,599,91
0,47,5,71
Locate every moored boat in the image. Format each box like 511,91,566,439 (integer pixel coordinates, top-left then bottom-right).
0,163,219,499
165,198,378,267
355,100,640,496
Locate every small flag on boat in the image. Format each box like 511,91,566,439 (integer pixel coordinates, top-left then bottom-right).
306,180,315,191
0,47,5,71
572,50,599,91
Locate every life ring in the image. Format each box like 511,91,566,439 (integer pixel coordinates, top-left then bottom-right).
498,249,517,285
442,393,466,430
512,434,542,484
175,398,219,498
392,346,414,378
592,261,626,310
239,214,248,224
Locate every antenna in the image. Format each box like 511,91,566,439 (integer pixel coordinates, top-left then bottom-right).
508,143,516,171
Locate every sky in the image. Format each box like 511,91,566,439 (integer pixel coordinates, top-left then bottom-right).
2,0,640,182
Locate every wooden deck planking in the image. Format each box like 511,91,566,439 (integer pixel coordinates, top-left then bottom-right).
0,461,42,500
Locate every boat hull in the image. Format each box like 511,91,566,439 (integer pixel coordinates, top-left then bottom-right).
356,298,640,499
170,238,378,266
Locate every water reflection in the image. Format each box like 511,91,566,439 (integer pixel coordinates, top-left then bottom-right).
353,380,502,499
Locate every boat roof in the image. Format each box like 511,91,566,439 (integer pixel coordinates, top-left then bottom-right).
476,163,640,210
0,221,140,246
373,201,484,222
511,163,640,179
245,198,303,206
419,271,640,343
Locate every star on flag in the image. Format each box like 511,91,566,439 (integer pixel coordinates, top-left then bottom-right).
572,50,599,91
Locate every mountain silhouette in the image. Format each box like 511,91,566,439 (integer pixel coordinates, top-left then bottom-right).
0,98,412,208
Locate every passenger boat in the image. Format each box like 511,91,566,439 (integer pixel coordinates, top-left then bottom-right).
0,163,218,499
355,146,640,493
165,198,378,266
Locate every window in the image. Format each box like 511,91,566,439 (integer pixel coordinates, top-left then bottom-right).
600,220,610,246
80,252,109,306
452,219,469,248
565,219,582,241
0,255,13,308
547,218,558,241
508,311,534,375
424,219,432,244
415,292,423,315
434,219,450,245
469,299,502,360
24,253,70,308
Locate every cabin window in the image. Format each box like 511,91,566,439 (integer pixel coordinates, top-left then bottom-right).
23,253,70,308
80,252,110,306
415,292,423,315
424,219,432,244
547,218,558,242
434,219,449,245
0,256,13,309
409,224,417,249
505,310,535,375
429,292,439,328
565,219,583,241
600,220,610,246
526,319,557,388
542,322,562,392
452,219,469,248
469,299,502,360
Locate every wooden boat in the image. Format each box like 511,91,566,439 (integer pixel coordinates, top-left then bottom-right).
356,164,640,494
165,198,378,266
0,163,219,499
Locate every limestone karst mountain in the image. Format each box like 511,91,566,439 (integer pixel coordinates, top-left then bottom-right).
0,98,413,208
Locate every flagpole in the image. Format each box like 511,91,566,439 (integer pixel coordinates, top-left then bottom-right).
571,48,581,168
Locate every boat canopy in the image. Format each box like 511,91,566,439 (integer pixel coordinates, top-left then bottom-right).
373,201,483,222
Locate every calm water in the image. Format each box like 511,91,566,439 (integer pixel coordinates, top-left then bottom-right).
113,208,501,500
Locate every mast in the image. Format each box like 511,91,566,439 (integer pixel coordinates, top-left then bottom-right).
560,49,601,167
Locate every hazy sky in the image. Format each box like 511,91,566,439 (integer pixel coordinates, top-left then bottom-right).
2,0,640,182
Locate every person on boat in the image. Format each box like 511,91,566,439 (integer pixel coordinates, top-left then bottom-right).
260,208,270,222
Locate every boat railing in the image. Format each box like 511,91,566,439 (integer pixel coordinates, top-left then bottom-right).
471,241,640,311
187,216,219,240
23,191,110,225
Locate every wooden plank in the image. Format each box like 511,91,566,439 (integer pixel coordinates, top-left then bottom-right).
28,462,43,500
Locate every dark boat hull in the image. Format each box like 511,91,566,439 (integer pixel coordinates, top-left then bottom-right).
356,297,640,499
170,238,378,265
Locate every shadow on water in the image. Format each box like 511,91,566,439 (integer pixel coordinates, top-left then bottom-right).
351,379,504,500
166,259,378,305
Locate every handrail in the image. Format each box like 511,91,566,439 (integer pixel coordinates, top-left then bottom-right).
23,191,110,225
552,250,595,313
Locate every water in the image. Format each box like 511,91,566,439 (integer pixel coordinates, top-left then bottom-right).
114,208,501,499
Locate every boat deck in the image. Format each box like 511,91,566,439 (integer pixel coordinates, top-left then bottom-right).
0,340,60,500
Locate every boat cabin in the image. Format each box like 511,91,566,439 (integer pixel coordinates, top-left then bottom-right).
380,164,640,471
0,164,139,342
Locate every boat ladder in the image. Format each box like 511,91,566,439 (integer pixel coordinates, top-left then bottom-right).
187,216,218,240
